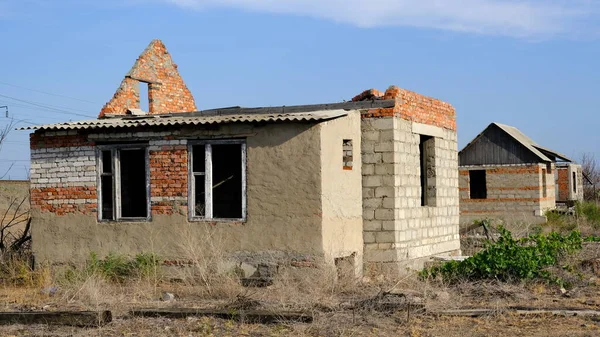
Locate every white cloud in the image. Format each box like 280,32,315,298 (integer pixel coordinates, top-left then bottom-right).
162,0,598,38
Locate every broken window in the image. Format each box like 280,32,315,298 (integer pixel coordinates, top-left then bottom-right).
190,140,246,220
343,139,353,170
98,145,149,221
469,170,487,199
542,169,547,198
573,172,577,193
419,135,435,206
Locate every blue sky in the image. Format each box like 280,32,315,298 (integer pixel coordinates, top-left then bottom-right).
0,0,599,179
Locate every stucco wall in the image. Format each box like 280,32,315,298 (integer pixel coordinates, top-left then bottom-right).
30,122,329,266
361,117,460,274
319,112,363,276
459,163,555,224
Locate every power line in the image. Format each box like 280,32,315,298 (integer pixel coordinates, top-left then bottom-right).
0,81,98,104
0,94,96,118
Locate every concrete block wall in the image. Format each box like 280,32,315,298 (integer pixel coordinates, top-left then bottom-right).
29,131,97,215
459,163,555,224
358,86,460,274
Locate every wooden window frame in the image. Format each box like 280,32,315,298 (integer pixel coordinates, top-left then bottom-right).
188,139,247,222
96,144,151,222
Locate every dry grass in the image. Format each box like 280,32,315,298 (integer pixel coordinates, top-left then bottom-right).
0,221,598,336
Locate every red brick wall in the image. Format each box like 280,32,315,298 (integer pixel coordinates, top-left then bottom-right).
99,39,197,117
556,167,570,202
30,132,94,149
30,186,97,215
149,144,188,215
353,86,456,131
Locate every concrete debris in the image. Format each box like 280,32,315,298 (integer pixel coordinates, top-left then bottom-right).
161,292,175,302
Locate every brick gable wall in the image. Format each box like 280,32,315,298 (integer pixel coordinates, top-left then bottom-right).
99,39,197,117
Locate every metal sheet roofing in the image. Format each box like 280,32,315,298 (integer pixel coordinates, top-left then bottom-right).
18,110,349,131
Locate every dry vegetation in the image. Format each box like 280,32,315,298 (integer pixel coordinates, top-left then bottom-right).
0,212,598,336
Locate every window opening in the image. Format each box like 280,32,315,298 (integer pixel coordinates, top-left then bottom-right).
98,146,149,221
139,82,149,112
343,139,353,170
190,141,246,220
542,169,547,198
573,172,577,193
120,149,148,218
469,170,487,199
100,150,114,220
419,135,434,206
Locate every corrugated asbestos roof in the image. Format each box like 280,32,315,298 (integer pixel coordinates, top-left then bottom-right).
18,99,398,132
18,110,349,131
493,123,553,162
494,123,571,162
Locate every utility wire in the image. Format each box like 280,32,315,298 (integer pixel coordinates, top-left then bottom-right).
0,93,96,118
0,81,98,104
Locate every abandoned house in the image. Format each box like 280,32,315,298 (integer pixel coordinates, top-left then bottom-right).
23,39,461,276
459,122,583,225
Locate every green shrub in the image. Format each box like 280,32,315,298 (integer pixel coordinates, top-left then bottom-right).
84,252,160,283
421,227,582,283
575,201,600,228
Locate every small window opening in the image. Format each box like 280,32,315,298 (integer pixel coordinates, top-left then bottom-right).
573,172,577,193
542,169,547,198
191,141,246,220
469,170,487,199
139,82,149,112
343,139,353,170
419,135,434,206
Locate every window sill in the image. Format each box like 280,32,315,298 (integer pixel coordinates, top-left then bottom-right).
98,217,152,223
189,217,246,224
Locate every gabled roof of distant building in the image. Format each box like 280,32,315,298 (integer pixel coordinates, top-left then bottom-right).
460,122,572,163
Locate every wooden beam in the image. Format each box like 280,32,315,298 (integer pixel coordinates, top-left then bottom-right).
431,308,600,317
129,308,313,323
0,311,112,327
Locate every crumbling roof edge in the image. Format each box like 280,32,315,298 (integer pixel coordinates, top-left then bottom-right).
102,99,397,119
18,100,395,131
